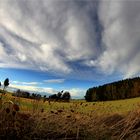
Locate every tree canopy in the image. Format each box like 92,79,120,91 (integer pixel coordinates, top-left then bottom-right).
85,77,140,102
3,78,9,90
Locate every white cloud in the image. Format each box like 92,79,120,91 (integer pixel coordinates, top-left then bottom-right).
0,0,140,79
43,79,65,83
10,84,58,95
10,83,85,98
12,81,41,86
87,0,140,78
64,10,98,61
0,0,98,75
68,88,85,98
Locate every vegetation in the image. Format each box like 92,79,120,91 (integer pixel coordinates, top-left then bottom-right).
1,93,140,139
1,77,140,139
85,77,140,101
13,89,42,100
0,78,10,109
13,89,71,102
49,90,71,102
3,78,9,91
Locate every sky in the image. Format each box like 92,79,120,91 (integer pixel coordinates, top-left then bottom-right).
0,0,140,98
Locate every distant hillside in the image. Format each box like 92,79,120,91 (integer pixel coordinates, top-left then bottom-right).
85,77,140,102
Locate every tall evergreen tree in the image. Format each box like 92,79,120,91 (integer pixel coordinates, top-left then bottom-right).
3,78,9,91
85,77,140,102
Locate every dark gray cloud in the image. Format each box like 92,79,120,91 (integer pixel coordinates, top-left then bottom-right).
96,0,140,78
0,0,140,79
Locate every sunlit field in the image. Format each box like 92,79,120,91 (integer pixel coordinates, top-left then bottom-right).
3,93,140,115
1,92,140,139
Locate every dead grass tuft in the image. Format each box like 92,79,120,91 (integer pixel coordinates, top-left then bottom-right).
0,108,140,139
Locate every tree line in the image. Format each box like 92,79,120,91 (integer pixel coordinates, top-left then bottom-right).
0,78,71,102
85,77,140,102
13,89,42,100
13,89,71,102
48,90,71,102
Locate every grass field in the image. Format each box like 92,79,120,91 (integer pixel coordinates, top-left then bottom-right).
1,92,140,139
3,93,140,115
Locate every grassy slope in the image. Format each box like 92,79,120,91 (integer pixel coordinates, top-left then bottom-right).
2,92,140,115
1,92,140,139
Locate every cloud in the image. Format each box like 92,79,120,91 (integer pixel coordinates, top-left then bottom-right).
12,81,41,86
86,0,140,78
10,84,58,95
68,88,85,98
0,0,98,76
0,0,140,80
43,79,65,83
10,83,85,98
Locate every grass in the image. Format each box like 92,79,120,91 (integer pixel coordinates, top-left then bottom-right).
1,92,140,139
4,93,140,115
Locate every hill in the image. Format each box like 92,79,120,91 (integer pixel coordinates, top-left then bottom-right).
1,93,140,139
85,77,140,102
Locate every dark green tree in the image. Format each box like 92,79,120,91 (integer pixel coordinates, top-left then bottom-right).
62,91,71,101
3,78,9,91
85,88,94,102
43,95,47,102
85,77,140,102
57,90,63,99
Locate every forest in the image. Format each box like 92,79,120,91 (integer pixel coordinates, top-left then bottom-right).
85,77,140,102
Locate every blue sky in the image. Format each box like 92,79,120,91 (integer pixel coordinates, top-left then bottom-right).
0,0,140,98
0,67,123,98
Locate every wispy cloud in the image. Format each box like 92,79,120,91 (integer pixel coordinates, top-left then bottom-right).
0,0,98,76
67,88,85,99
43,79,65,83
10,83,85,98
12,81,41,86
10,84,57,94
85,0,140,78
0,0,140,79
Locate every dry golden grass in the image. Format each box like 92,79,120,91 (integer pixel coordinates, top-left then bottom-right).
1,93,140,139
0,101,140,140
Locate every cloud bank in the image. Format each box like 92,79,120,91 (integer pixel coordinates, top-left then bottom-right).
44,79,65,83
0,0,140,79
97,0,140,78
12,81,41,86
10,83,85,98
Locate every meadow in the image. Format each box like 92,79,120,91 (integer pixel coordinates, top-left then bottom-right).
4,93,140,115
1,92,140,139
